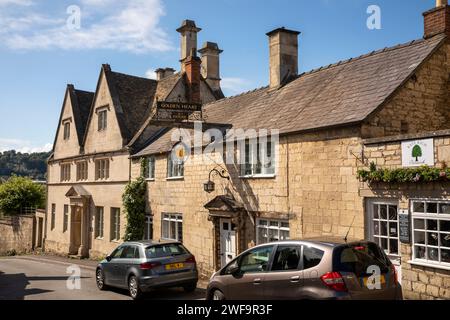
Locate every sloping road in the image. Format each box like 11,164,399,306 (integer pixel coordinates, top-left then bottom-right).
0,256,205,300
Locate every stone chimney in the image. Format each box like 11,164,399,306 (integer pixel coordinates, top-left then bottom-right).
423,0,450,39
177,20,201,72
198,42,223,93
155,68,175,80
185,49,202,104
266,27,300,89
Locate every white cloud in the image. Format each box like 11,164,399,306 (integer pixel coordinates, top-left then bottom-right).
145,68,157,80
0,138,52,153
0,0,172,53
221,77,253,95
0,0,33,7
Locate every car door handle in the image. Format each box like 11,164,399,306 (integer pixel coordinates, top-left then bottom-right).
290,276,300,283
253,278,262,285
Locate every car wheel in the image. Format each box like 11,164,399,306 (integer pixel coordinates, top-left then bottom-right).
183,282,197,293
128,275,142,300
96,269,107,291
212,289,225,301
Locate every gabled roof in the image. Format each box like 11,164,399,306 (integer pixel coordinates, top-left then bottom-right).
202,34,447,135
51,85,94,151
132,34,447,157
204,195,244,212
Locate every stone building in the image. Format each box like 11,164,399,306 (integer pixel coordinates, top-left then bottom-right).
45,2,450,299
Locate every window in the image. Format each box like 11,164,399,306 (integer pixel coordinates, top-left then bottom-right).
143,156,156,180
239,246,274,274
95,207,104,239
256,219,290,244
271,246,301,271
110,246,124,259
110,208,120,241
63,205,69,233
369,203,400,257
303,246,324,270
76,161,88,181
63,122,70,140
60,164,71,182
98,110,107,131
412,200,450,268
144,215,153,241
162,214,183,242
95,159,109,180
145,243,188,259
241,139,276,177
51,204,56,231
167,154,184,179
121,246,139,259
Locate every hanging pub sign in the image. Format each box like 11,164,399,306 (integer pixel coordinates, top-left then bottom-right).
398,209,411,244
401,138,434,167
154,101,203,122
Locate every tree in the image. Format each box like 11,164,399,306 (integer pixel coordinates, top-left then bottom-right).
122,177,147,241
0,176,46,215
412,145,423,162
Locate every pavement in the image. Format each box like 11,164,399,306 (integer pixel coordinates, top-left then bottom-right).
0,255,207,300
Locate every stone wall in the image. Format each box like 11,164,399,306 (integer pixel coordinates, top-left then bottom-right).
0,215,35,255
360,130,450,299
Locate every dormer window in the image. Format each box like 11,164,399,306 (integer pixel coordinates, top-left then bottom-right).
97,107,108,131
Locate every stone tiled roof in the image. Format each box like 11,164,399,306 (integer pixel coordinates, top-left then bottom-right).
72,89,94,144
202,34,446,135
132,34,447,156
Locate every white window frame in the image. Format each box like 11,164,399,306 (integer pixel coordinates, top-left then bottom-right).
240,139,276,178
411,199,450,270
110,208,120,242
161,214,183,242
95,207,104,239
144,215,153,241
144,156,156,181
366,201,400,260
256,218,290,245
167,154,184,179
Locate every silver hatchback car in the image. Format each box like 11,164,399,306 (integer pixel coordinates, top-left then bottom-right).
207,238,402,300
96,241,198,299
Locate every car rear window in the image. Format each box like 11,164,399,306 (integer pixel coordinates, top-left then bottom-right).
333,243,390,276
303,246,324,270
145,243,187,258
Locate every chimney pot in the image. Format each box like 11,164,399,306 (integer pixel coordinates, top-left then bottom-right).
267,27,300,89
155,68,175,81
177,20,201,72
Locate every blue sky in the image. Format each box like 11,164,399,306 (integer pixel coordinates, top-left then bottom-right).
0,0,437,152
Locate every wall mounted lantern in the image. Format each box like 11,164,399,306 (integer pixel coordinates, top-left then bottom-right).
204,168,230,193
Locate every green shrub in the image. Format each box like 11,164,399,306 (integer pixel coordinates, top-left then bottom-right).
0,176,45,215
122,177,147,241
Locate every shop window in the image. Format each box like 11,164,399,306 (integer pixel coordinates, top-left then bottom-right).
240,139,276,177
162,214,183,242
367,202,400,258
412,200,450,268
256,219,290,245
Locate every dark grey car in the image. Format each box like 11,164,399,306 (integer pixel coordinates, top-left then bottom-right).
96,241,198,299
207,238,402,300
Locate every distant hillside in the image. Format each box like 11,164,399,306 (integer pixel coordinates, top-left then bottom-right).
0,150,50,181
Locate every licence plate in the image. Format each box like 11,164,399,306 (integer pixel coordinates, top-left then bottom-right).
165,263,184,271
363,274,386,287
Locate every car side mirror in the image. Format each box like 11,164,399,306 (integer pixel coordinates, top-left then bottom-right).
106,255,112,262
229,265,240,276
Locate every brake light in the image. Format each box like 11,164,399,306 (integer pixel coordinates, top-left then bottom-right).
186,255,196,264
140,262,161,270
320,272,348,292
390,265,398,286
353,246,366,251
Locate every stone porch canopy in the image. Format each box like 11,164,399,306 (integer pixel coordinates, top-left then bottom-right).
204,195,245,218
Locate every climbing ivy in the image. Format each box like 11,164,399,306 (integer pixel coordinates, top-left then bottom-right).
122,174,147,241
357,162,450,184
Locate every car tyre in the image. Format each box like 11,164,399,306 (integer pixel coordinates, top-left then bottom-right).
183,282,197,293
128,275,142,300
96,268,108,291
212,289,225,301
